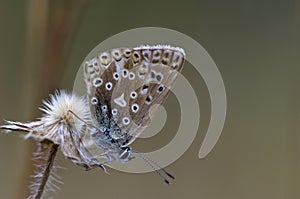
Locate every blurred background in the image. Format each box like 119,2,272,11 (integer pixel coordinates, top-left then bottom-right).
0,0,299,198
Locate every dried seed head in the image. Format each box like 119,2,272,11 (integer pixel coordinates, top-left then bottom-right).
0,90,105,171
40,90,90,131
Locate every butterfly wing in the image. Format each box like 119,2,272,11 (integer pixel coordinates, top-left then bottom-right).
112,45,185,145
83,45,185,146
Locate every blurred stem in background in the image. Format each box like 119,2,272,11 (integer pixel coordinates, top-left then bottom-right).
17,0,90,198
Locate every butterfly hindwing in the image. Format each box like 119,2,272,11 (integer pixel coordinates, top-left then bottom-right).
83,45,185,146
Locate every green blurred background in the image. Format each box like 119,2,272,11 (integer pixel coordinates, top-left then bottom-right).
0,0,299,198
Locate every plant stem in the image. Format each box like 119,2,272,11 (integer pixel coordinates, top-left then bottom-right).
18,0,90,197
32,141,59,199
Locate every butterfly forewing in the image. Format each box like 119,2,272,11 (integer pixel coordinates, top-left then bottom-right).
83,45,185,147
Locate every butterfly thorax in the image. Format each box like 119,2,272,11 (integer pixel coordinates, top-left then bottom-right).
91,105,136,163
91,130,133,163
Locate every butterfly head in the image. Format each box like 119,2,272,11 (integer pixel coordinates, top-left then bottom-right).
118,146,134,162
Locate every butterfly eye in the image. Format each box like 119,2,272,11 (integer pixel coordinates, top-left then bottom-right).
119,146,131,160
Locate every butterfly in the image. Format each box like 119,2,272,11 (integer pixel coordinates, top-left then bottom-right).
83,45,185,183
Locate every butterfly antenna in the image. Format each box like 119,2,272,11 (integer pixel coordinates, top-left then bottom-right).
131,150,175,184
